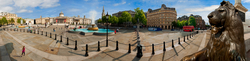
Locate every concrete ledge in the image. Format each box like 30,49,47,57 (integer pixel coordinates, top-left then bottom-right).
79,32,85,35
93,32,114,35
67,31,81,34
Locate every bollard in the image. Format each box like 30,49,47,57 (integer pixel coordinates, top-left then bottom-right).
55,34,57,40
97,41,100,51
178,37,180,44
38,31,39,34
46,32,47,36
34,30,35,34
187,35,189,40
128,44,131,53
152,44,155,55
184,36,185,42
50,33,52,38
163,42,166,51
116,41,119,50
74,40,77,50
172,39,174,48
85,44,89,56
60,35,62,42
41,31,43,35
190,34,191,38
66,37,69,45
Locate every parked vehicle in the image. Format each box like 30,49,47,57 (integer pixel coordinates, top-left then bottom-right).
183,26,194,32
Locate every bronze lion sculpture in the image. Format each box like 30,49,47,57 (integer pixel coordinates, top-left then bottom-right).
181,1,246,61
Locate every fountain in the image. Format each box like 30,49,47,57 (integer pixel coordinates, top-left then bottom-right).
87,24,98,30
18,19,25,28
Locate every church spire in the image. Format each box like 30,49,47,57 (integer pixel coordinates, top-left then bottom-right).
102,6,105,17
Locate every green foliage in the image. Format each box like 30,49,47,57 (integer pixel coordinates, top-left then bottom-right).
23,19,26,24
97,19,102,23
171,21,177,27
134,7,147,25
17,18,22,24
10,18,15,24
1,17,8,25
110,16,119,24
0,19,2,25
188,16,196,26
176,20,190,28
120,11,132,23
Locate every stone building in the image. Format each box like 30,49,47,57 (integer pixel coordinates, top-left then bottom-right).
112,10,135,17
35,11,91,25
0,12,22,25
147,4,177,29
177,15,189,21
190,14,206,29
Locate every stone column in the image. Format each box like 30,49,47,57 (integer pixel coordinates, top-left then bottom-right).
234,0,249,32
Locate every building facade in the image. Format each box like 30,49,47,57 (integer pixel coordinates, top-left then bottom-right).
190,14,206,29
0,12,22,25
177,15,189,21
35,11,91,25
112,10,135,17
147,4,177,29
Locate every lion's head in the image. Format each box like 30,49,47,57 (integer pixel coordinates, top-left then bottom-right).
208,1,239,28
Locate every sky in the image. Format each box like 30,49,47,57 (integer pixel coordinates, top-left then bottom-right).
0,0,250,24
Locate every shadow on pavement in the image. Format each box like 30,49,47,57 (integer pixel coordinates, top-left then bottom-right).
112,53,130,61
132,56,141,61
179,44,185,49
173,47,178,56
4,43,18,61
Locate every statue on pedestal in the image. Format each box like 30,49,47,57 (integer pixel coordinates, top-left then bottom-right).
181,1,246,61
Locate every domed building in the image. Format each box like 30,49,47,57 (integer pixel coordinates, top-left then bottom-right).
35,11,92,25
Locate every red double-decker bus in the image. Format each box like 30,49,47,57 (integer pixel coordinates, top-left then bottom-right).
183,26,194,32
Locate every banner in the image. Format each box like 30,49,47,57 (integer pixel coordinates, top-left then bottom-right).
64,19,66,22
56,19,58,22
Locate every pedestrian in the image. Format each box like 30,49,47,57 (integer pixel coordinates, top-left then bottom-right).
21,46,25,57
114,30,116,34
53,28,55,32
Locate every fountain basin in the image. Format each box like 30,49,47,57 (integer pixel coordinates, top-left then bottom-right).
69,28,114,33
18,26,25,28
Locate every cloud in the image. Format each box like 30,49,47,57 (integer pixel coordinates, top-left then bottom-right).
113,1,126,6
243,0,250,3
17,9,33,13
0,6,13,12
185,5,219,12
13,0,60,8
89,10,97,24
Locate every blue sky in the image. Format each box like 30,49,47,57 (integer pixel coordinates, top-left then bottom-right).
0,0,250,24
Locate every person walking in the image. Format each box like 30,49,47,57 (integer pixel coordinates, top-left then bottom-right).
21,46,25,57
114,30,116,34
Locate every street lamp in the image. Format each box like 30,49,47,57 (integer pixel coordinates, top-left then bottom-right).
106,12,109,47
136,18,143,58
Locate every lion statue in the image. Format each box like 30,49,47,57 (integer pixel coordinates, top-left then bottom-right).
181,1,246,61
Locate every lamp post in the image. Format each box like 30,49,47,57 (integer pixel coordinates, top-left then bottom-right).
106,12,109,47
136,18,143,58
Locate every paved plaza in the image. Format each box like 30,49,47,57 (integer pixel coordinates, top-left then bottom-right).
0,25,250,61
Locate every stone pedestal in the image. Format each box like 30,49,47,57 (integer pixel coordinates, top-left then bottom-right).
234,1,249,32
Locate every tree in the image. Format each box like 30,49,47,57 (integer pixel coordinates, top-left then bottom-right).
22,19,26,24
0,19,2,25
17,18,22,24
97,19,102,23
10,18,15,25
172,21,177,28
121,11,132,27
2,17,8,25
134,7,147,25
111,16,119,24
188,16,196,26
